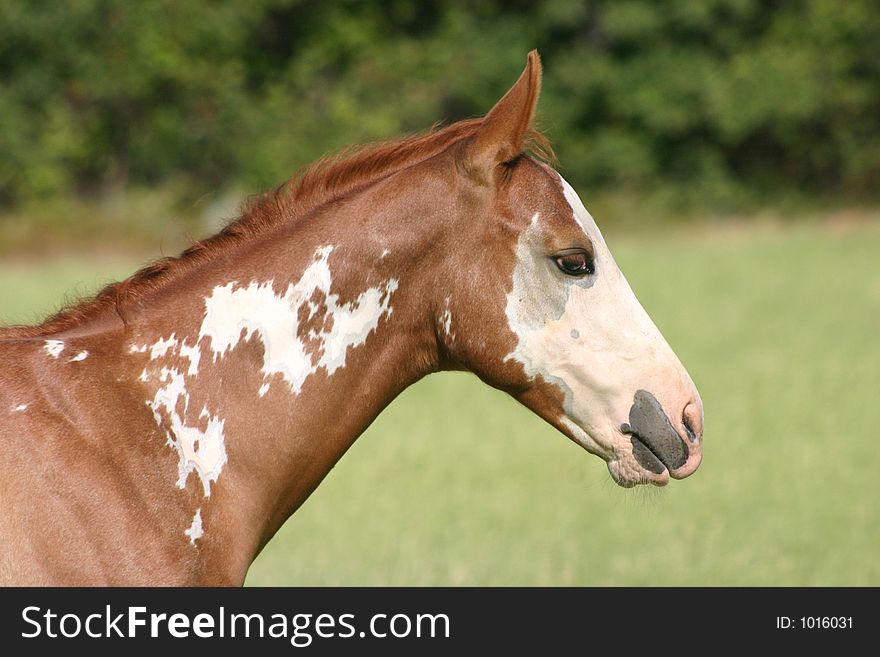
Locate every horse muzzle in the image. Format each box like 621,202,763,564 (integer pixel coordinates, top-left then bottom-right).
618,389,703,485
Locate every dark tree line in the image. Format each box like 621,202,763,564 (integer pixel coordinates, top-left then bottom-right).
1,0,878,210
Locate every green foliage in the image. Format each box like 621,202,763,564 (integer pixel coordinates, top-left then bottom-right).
1,0,879,210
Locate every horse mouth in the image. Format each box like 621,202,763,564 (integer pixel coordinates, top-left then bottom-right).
556,411,696,488
618,390,694,484
619,423,698,486
627,431,670,476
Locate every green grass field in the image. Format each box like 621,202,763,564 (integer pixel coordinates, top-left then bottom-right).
2,220,878,585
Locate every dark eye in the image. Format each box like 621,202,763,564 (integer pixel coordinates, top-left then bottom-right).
553,250,595,277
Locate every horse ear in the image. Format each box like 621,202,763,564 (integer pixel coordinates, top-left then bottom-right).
465,50,542,180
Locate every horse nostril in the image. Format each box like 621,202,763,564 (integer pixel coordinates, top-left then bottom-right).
682,402,702,444
682,414,696,443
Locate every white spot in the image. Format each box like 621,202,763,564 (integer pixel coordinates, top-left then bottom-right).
198,245,398,396
380,248,390,259
184,509,204,545
442,311,452,336
179,341,202,376
439,296,455,343
258,383,270,397
11,404,28,413
150,334,178,360
44,340,64,358
69,350,89,362
138,369,149,382
129,344,148,354
148,367,227,497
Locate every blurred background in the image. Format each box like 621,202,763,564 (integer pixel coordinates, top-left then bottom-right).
1,1,878,585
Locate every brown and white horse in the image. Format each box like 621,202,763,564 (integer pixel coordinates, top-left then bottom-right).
0,51,702,585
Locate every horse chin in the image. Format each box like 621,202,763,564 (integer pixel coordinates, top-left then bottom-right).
559,419,670,488
607,457,670,488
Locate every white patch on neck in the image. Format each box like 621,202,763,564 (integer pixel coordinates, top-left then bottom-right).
134,335,201,377
11,404,28,413
150,334,178,360
135,245,397,545
178,341,202,376
148,367,227,496
184,509,204,545
69,350,89,362
136,335,216,543
198,245,398,396
44,340,65,358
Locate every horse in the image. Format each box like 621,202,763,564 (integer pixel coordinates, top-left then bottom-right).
0,51,702,585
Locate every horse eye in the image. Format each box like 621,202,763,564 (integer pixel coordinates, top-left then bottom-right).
553,251,595,277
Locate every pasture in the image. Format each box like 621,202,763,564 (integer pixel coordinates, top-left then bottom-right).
2,219,877,585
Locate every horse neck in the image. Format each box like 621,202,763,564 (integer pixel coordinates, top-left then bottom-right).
118,177,450,581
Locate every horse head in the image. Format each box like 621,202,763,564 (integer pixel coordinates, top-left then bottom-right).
436,52,703,486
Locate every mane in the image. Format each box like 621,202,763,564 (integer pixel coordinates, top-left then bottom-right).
1,119,553,339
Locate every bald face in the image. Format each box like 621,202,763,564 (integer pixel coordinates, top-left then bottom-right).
445,159,703,487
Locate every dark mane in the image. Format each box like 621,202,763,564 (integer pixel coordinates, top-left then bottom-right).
1,119,552,339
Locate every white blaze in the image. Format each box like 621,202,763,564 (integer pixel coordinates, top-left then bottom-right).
503,175,686,459
198,245,398,396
